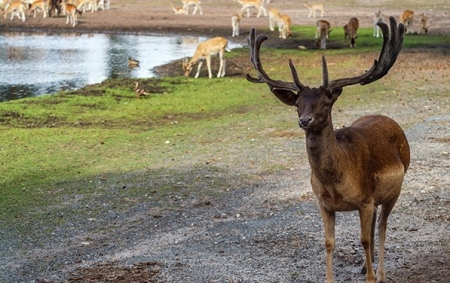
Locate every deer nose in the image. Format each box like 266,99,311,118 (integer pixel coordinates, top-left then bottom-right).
299,117,313,128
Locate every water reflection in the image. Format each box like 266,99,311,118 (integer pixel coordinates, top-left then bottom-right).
0,31,241,102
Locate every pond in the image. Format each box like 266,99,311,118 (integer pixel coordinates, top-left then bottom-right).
0,31,241,102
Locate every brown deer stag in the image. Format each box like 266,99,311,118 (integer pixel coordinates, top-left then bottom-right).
246,17,409,283
344,17,359,47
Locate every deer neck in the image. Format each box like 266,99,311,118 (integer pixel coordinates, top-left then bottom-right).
304,121,343,183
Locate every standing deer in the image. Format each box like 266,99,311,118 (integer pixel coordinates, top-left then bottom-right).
373,8,384,37
315,19,330,49
183,37,228,79
231,11,243,37
246,17,409,283
418,12,429,34
400,9,414,33
344,17,359,47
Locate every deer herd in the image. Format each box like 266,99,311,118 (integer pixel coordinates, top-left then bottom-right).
175,1,430,79
1,0,110,26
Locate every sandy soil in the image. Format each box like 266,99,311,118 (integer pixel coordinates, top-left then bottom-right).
1,1,449,282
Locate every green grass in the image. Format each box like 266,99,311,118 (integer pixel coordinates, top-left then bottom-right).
0,26,449,231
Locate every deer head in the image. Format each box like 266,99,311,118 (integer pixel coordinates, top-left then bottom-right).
182,58,193,77
247,17,404,132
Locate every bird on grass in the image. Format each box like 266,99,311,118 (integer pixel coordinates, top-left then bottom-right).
128,57,140,68
134,81,149,99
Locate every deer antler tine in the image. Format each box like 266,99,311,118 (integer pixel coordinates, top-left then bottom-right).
328,16,404,91
246,28,302,93
288,60,305,89
321,56,329,88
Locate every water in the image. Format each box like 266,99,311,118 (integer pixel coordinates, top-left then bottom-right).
0,31,241,102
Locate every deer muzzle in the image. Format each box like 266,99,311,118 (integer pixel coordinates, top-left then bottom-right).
299,116,313,129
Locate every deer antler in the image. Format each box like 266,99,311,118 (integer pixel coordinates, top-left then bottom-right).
326,16,405,92
246,28,304,105
246,16,405,99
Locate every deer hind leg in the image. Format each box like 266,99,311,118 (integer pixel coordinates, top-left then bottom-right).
318,204,336,283
376,195,399,283
361,206,377,274
205,56,213,78
359,203,376,283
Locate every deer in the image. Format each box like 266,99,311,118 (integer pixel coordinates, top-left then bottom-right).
181,0,202,15
235,0,267,18
268,7,281,31
304,1,324,18
171,2,188,15
246,16,409,283
183,37,228,79
418,12,429,34
277,14,292,39
373,8,384,37
315,19,330,49
27,0,48,18
231,11,242,37
64,3,82,27
400,9,414,33
344,17,359,47
3,1,26,21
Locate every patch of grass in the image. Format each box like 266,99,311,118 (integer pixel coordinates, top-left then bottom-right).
1,29,449,233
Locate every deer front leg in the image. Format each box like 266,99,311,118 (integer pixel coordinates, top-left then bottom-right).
205,56,212,79
217,52,225,78
359,203,376,283
195,60,203,78
318,204,336,283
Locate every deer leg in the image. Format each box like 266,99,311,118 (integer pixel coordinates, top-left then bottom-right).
376,196,399,283
359,203,376,283
195,60,203,79
361,206,377,274
205,56,212,79
218,51,226,78
318,204,336,283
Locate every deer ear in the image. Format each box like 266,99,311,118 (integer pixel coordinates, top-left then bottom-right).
330,87,343,100
271,88,298,106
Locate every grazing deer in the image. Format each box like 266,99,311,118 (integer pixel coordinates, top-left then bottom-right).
236,0,267,18
171,3,187,14
344,17,359,47
231,11,242,37
277,14,292,39
3,1,26,21
64,3,81,27
400,9,414,33
27,0,48,18
373,8,384,37
315,19,330,49
246,17,409,283
418,12,429,34
183,37,228,79
304,2,324,18
268,7,281,31
181,0,202,15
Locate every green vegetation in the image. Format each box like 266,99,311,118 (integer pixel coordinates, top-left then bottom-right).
0,28,448,233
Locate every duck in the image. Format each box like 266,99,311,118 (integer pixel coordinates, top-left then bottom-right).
128,57,140,67
134,81,149,99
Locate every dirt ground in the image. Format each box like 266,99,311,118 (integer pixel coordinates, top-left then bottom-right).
1,1,449,282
